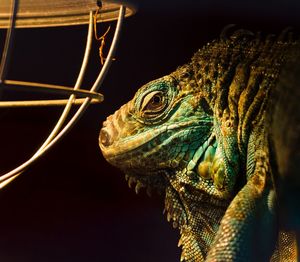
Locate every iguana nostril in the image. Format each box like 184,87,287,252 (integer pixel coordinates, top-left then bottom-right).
100,129,112,147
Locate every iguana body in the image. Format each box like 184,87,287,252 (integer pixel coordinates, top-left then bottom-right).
99,28,300,261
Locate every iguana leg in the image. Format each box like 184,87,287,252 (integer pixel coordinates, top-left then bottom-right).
206,150,277,261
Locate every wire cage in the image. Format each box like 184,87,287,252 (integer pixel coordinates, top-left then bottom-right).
0,0,136,189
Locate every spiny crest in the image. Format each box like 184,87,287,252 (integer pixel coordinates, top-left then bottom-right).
191,27,299,105
171,63,197,93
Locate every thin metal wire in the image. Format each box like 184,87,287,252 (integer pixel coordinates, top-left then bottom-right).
0,6,126,186
0,0,18,83
36,10,94,153
2,79,104,102
0,0,19,188
0,98,100,107
0,11,94,188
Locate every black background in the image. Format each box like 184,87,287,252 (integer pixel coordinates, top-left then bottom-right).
0,1,299,261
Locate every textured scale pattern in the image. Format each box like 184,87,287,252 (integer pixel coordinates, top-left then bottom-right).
99,28,300,261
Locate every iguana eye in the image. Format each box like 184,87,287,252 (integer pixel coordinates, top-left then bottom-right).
141,91,166,114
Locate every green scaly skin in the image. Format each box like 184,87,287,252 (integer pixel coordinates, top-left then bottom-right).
99,29,299,261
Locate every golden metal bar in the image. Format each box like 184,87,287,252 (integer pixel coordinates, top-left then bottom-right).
0,0,18,82
0,174,19,189
3,79,104,101
0,98,101,107
0,6,126,185
0,0,136,28
0,12,96,189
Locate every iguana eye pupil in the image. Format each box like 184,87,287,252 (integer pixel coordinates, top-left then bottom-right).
151,94,162,105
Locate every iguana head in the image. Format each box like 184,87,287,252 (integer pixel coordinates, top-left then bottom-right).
99,61,233,260
99,64,215,193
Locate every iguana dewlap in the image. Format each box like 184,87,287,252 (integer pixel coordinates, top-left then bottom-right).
99,28,300,261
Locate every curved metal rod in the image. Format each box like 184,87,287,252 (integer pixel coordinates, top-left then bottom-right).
0,0,18,83
0,6,126,185
36,10,94,152
0,0,18,189
0,98,101,107
0,11,94,187
2,80,104,101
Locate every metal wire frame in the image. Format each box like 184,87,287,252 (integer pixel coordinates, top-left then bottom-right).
1,80,104,106
0,0,18,83
0,4,126,188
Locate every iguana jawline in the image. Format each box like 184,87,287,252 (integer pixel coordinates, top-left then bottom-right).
100,119,206,159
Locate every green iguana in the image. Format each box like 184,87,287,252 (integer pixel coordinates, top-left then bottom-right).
99,27,300,261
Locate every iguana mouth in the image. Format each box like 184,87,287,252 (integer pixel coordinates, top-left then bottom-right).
100,119,207,160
